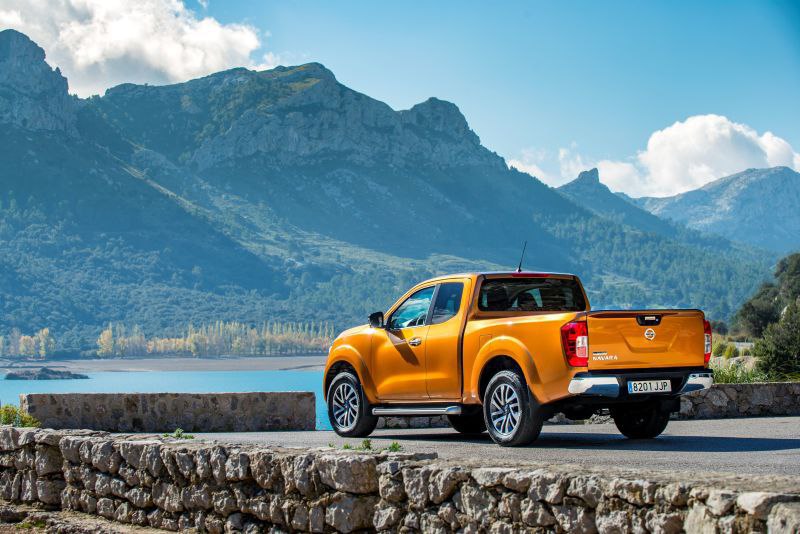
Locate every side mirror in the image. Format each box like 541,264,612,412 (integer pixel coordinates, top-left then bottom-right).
369,311,385,329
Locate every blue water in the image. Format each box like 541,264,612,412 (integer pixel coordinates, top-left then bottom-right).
0,370,330,430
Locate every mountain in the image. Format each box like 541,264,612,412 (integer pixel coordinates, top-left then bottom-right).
558,168,679,238
633,167,800,254
0,29,771,350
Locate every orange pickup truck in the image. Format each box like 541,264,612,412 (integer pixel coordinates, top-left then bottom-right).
324,272,713,446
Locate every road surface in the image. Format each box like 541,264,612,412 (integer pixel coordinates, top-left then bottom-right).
198,416,800,477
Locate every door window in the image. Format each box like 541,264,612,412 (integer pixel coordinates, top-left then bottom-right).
430,282,464,324
387,286,435,330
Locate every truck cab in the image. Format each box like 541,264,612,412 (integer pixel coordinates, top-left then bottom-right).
324,272,713,446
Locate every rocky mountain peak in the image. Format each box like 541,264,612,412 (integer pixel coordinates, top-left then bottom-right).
402,97,477,143
0,29,76,134
575,168,601,185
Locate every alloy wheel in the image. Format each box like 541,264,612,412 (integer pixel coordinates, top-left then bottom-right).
489,383,521,437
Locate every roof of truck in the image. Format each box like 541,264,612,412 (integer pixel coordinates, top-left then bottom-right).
421,271,579,283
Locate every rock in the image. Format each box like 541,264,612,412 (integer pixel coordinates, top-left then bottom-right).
317,454,378,494
521,498,557,527
428,467,468,503
182,484,212,511
175,451,195,478
683,504,717,534
528,470,567,504
213,490,238,516
767,502,800,534
325,492,378,533
596,509,630,533
568,475,604,508
736,491,793,519
248,451,277,489
4,367,88,380
225,450,251,481
210,446,228,484
403,467,430,509
35,479,65,505
457,483,496,523
125,486,153,508
705,489,737,516
379,473,406,502
645,509,684,534
552,500,596,533
96,497,116,519
34,445,62,476
471,467,508,487
374,501,403,530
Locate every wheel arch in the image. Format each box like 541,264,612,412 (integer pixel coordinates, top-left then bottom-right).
323,347,376,403
470,336,543,403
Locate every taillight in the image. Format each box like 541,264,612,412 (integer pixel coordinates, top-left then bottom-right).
561,321,588,367
703,319,712,365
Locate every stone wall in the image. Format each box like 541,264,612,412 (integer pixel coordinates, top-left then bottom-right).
381,383,800,429
678,382,800,419
19,393,315,433
1,425,799,533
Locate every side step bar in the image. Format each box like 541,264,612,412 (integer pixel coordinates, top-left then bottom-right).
372,406,462,416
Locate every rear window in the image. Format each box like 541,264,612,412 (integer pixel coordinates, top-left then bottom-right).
478,277,586,312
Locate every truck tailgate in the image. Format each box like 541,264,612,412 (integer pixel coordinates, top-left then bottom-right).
587,310,705,370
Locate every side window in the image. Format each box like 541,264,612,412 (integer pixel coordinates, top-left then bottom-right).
387,286,435,330
431,282,464,325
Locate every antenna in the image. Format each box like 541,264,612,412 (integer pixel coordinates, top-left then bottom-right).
516,240,527,273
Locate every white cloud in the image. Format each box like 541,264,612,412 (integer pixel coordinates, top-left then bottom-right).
2,0,277,97
508,148,560,185
511,114,800,197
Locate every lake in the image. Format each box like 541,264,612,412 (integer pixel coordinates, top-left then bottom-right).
0,370,330,430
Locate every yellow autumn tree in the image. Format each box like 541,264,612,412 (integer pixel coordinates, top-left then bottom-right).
96,326,114,357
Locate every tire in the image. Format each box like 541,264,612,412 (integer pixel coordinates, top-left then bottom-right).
482,369,543,446
327,371,378,438
611,403,670,439
447,412,487,435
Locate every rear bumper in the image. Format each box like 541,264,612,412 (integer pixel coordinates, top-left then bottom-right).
567,370,713,398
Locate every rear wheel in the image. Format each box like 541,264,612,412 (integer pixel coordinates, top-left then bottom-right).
327,371,378,437
483,369,543,446
447,412,486,435
611,403,670,439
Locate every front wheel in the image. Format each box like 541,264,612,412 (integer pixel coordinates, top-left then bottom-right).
327,371,378,437
483,369,543,446
611,403,670,439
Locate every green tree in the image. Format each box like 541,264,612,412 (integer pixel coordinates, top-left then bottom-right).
754,302,800,379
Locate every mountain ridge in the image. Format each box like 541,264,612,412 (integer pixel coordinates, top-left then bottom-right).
632,166,800,254
0,29,772,350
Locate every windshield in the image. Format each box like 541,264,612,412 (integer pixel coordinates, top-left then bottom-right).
478,277,586,312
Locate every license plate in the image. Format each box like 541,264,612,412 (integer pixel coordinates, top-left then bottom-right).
627,379,671,394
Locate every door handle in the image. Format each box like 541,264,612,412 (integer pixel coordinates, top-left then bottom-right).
408,337,422,347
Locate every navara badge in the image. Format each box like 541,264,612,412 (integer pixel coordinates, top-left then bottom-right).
644,328,656,340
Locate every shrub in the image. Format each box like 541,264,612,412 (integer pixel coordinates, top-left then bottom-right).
0,404,41,427
162,428,194,440
754,302,800,380
723,344,739,359
712,340,727,358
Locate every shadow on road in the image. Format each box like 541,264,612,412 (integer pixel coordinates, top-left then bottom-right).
371,429,800,453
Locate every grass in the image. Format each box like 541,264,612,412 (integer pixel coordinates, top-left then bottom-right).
328,439,403,453
711,362,768,384
0,404,41,427
162,428,195,440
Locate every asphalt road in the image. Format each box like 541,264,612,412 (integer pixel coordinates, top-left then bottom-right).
198,416,800,478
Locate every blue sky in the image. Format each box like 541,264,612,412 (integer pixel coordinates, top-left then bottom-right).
3,0,799,195
204,1,800,188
